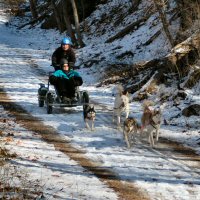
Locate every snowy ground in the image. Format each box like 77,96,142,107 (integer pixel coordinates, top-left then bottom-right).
0,1,200,200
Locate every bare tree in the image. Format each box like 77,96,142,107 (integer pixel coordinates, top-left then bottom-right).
51,0,62,33
81,0,85,18
69,0,85,47
131,0,140,12
61,0,77,45
29,0,38,19
153,0,175,47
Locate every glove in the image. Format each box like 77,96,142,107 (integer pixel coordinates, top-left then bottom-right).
73,77,83,86
49,75,58,85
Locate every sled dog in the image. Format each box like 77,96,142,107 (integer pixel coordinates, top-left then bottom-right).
141,105,162,147
123,117,141,148
112,85,130,127
83,104,96,131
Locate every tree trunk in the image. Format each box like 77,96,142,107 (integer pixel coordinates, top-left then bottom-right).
29,0,38,19
131,0,140,12
153,0,175,47
51,0,62,33
70,0,85,47
61,0,77,46
80,0,85,20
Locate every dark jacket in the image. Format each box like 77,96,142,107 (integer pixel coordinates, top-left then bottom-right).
49,69,83,98
49,69,83,87
52,47,76,70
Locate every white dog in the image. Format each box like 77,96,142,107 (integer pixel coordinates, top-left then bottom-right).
141,104,162,147
112,85,130,128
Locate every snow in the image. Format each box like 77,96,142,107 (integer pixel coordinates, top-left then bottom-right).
0,0,200,199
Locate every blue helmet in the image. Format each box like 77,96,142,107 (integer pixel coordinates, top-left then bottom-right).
61,37,72,45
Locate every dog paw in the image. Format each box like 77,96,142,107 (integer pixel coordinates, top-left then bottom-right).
85,124,90,129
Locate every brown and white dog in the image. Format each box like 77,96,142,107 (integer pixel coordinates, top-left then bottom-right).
112,85,130,128
123,117,141,148
141,104,162,147
83,104,96,131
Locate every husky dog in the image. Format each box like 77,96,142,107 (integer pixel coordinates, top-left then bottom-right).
83,104,96,131
112,85,130,128
141,105,162,147
123,117,141,148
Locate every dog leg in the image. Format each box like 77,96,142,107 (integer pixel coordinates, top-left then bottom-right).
91,119,95,131
117,115,121,127
149,131,155,147
85,119,90,130
123,126,125,139
124,130,131,148
125,110,129,119
155,126,160,142
131,128,137,143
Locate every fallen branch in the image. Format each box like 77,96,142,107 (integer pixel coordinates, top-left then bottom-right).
18,12,49,29
106,11,153,43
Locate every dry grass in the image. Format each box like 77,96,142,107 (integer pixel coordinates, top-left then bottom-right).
0,163,43,199
4,0,26,16
0,115,43,199
184,68,200,88
0,144,43,199
176,0,200,41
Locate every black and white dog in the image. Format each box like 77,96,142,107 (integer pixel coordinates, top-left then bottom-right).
83,104,96,131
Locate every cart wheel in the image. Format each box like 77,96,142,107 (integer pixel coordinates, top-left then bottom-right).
47,93,53,114
47,104,52,114
82,91,89,109
38,100,44,107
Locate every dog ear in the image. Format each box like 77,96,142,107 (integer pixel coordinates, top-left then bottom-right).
143,100,154,108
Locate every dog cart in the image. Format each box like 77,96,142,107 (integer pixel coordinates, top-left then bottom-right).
37,73,89,114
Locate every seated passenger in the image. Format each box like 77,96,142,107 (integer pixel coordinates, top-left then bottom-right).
49,59,83,100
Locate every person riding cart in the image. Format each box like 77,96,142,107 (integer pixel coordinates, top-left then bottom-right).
52,37,76,71
49,58,83,102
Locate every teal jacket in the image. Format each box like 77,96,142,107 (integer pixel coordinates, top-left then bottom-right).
50,69,83,87
53,69,81,79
